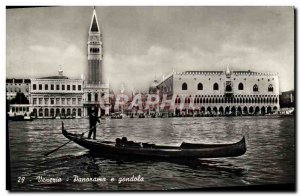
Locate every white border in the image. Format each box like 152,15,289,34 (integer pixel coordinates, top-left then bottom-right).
1,1,298,196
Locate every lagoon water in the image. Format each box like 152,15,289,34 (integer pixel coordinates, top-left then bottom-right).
8,116,295,191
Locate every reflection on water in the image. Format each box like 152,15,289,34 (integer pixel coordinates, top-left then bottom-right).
8,116,295,190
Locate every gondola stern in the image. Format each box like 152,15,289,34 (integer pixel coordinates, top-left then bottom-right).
242,136,246,143
61,121,69,137
238,136,247,156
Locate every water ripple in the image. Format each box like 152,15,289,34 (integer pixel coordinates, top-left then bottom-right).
8,116,295,190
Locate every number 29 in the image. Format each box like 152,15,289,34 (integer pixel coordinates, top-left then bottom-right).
17,177,25,183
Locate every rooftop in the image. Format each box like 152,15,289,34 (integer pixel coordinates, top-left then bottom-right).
38,75,70,79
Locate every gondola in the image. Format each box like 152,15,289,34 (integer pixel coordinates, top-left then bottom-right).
61,123,246,158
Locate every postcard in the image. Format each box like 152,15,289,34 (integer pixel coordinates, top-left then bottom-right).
6,6,295,191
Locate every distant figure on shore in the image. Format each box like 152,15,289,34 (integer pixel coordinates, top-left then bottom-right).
88,110,100,140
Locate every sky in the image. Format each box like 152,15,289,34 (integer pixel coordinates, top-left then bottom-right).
6,6,294,92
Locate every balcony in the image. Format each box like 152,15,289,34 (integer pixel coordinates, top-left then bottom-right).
224,82,233,97
82,100,110,105
84,83,109,89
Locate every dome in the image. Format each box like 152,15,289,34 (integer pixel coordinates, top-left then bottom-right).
149,79,159,93
150,79,159,88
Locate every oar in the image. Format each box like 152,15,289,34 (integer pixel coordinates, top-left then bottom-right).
44,123,100,157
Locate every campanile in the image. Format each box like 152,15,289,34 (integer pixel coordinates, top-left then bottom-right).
87,8,103,84
83,7,110,117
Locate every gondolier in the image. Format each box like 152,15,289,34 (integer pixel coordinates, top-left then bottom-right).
88,110,100,140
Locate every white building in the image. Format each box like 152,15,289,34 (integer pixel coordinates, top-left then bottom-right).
29,69,84,118
150,67,280,116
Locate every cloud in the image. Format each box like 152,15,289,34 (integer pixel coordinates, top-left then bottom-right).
105,45,216,91
7,7,294,92
62,45,83,58
105,39,294,92
29,45,60,54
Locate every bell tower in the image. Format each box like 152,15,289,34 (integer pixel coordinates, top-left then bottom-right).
87,7,103,84
83,7,110,117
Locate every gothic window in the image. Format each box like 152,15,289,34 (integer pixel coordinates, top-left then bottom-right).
182,83,188,90
253,84,258,92
95,93,98,102
213,83,219,90
226,85,232,92
88,93,92,102
238,83,244,90
268,84,274,92
197,83,203,90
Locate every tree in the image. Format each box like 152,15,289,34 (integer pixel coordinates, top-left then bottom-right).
10,93,29,104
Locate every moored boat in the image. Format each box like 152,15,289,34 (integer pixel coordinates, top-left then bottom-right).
61,122,246,159
24,116,33,121
10,115,33,121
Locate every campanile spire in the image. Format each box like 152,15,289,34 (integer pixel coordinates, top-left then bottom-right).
87,7,103,84
89,8,100,33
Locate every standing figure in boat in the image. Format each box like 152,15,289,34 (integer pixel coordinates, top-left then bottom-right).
88,110,100,140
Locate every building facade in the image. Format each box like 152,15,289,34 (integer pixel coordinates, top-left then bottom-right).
83,8,110,117
6,8,111,118
29,69,84,118
150,67,280,116
6,78,31,100
8,104,31,117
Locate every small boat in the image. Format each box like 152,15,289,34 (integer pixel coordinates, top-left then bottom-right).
23,116,33,121
10,115,33,121
61,123,246,159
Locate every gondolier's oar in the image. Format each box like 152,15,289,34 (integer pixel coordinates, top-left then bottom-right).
44,122,100,156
